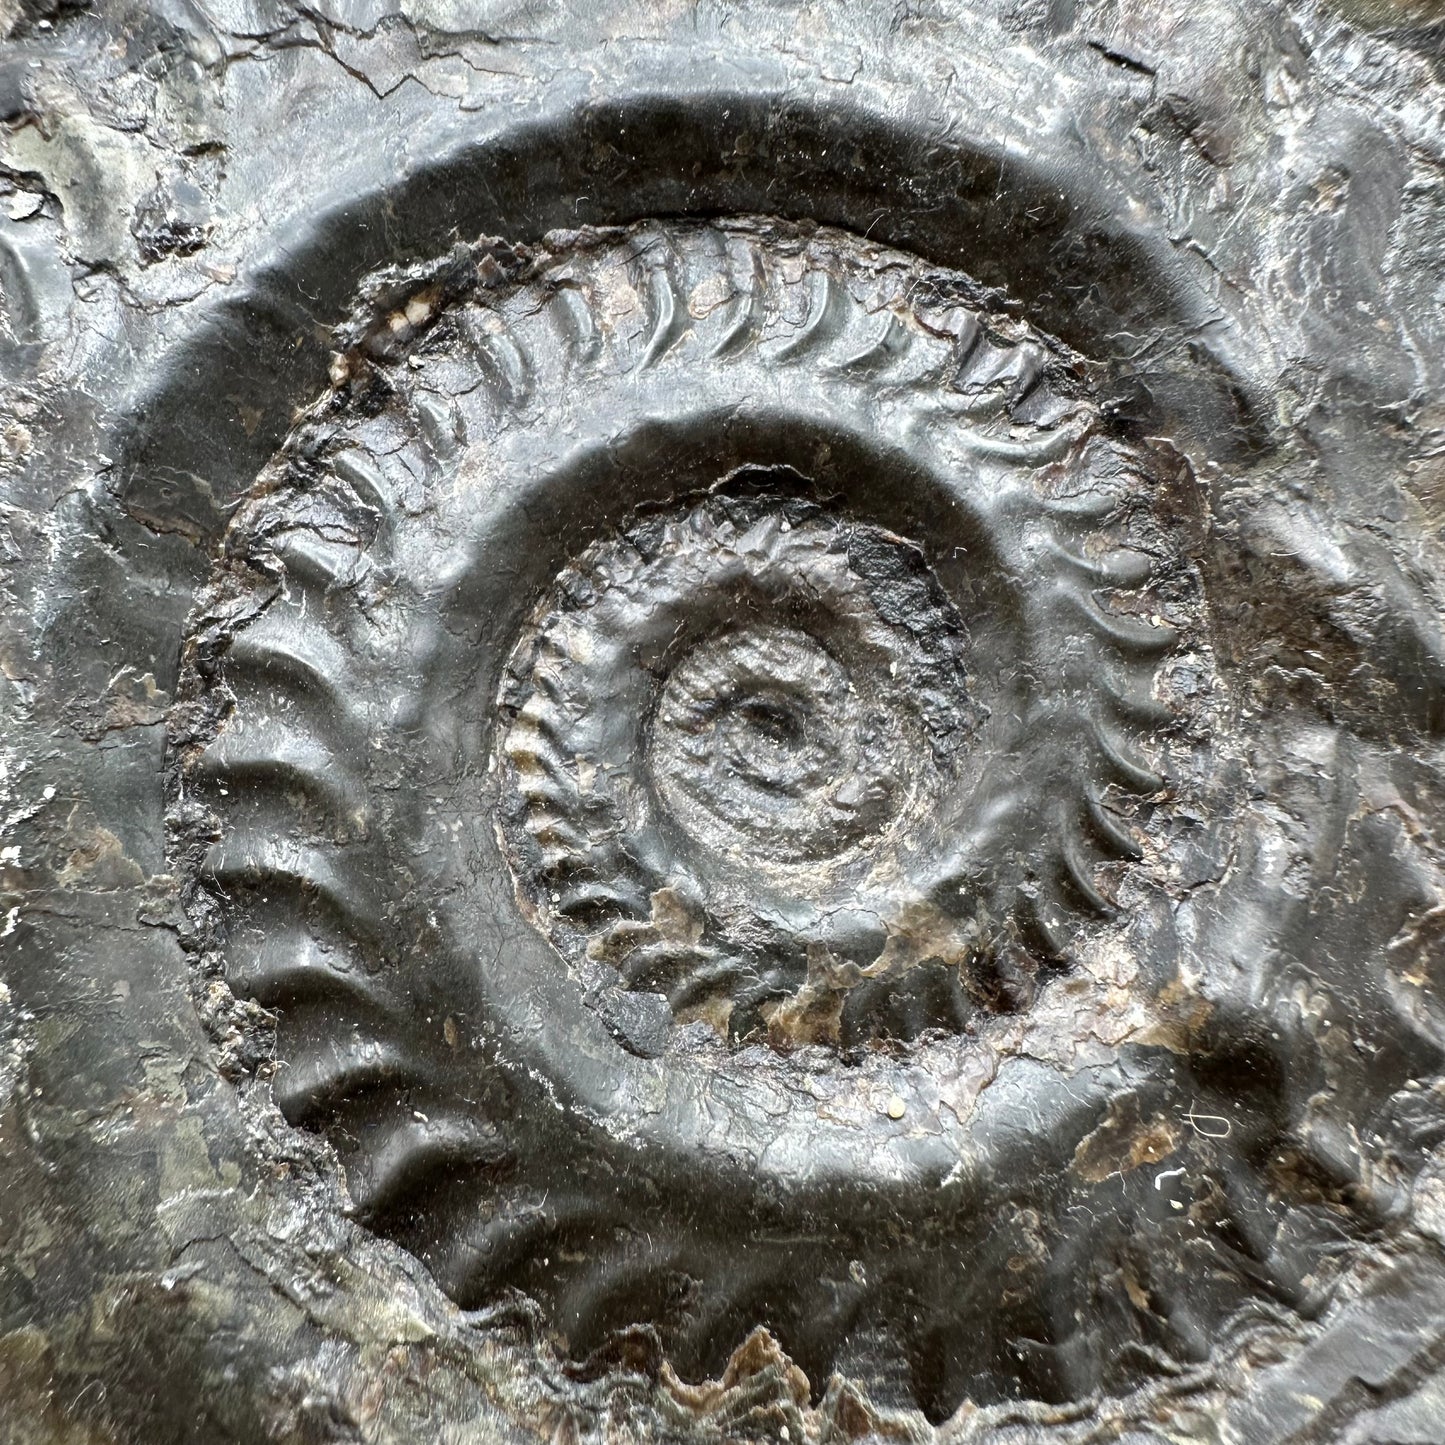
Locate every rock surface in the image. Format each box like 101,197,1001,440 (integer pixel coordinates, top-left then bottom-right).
2,2,1445,1441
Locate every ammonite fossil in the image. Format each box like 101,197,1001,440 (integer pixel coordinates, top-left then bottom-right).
172,218,1435,1418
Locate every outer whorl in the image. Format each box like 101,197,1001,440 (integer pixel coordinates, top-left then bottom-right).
172,218,1436,1420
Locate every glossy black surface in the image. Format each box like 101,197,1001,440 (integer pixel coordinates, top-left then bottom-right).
3,4,1445,1440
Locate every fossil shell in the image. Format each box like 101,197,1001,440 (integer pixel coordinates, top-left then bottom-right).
176,218,1370,1419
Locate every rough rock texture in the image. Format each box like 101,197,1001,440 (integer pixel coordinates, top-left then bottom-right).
2,2,1445,1442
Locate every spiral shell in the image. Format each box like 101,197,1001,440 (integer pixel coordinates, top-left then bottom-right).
173,218,1361,1420
499,491,1000,1047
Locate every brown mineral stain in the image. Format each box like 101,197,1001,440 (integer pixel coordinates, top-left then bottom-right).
585,886,704,964
763,900,980,1051
1135,977,1214,1053
662,1326,810,1416
1123,1269,1151,1311
762,943,852,1049
870,897,977,975
1071,1094,1181,1183
674,993,734,1037
56,827,146,891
